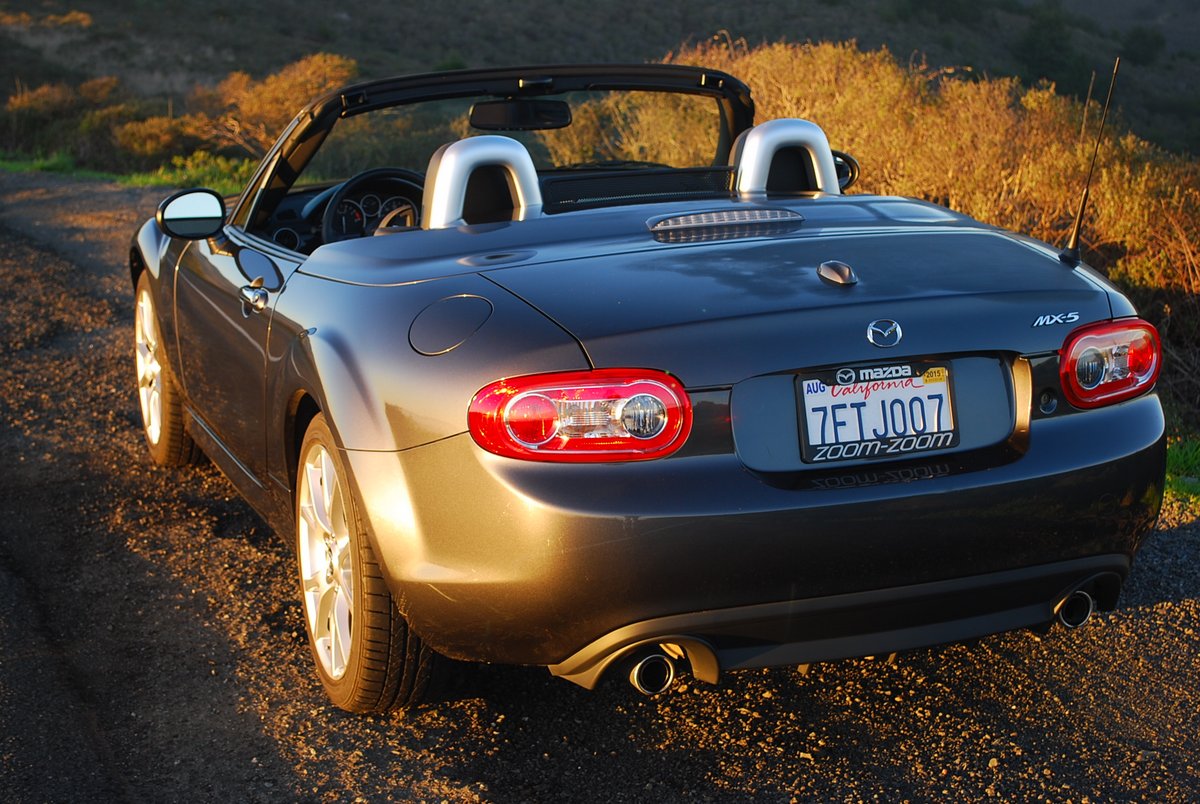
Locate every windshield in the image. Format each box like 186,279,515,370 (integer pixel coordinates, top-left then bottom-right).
298,89,726,185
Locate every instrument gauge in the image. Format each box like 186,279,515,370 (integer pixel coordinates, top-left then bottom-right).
379,196,417,228
359,193,381,218
332,199,366,237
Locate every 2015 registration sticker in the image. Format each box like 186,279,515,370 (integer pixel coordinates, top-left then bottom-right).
797,362,958,464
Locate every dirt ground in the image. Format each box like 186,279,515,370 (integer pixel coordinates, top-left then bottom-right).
0,170,1197,802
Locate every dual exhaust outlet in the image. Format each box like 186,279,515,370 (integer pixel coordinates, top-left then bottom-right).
626,589,1097,694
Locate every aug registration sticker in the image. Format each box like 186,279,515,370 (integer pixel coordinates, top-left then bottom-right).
797,363,958,464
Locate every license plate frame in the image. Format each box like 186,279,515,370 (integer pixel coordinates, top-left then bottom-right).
797,361,959,464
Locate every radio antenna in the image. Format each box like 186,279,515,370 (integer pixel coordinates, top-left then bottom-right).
1060,57,1120,267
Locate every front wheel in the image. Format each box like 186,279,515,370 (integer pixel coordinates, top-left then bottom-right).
134,271,198,466
295,414,436,712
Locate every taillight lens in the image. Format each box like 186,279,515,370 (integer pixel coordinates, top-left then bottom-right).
1060,319,1161,409
468,369,692,462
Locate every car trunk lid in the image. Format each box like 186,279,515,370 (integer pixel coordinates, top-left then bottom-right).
485,228,1113,388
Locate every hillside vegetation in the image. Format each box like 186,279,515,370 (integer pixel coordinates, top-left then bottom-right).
1,38,1196,423
2,0,1198,153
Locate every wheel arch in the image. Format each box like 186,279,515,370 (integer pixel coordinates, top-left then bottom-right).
287,390,323,496
130,241,146,289
131,217,170,288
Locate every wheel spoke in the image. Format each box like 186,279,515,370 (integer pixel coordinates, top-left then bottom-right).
316,583,336,641
335,537,354,598
314,581,352,678
298,499,321,538
300,565,325,596
137,295,157,349
306,458,333,534
330,589,352,674
320,450,338,526
328,466,346,526
145,389,161,441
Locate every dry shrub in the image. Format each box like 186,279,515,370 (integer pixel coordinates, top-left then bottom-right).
5,82,76,115
43,11,92,28
0,12,33,27
115,115,198,161
3,82,82,158
666,40,1200,404
0,10,91,28
186,53,358,158
3,77,141,169
79,76,120,105
0,54,358,170
538,91,720,167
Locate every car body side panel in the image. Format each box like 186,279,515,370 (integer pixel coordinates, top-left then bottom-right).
262,270,590,478
174,238,277,480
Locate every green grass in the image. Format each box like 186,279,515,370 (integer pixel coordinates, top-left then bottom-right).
1166,436,1200,503
0,151,114,179
121,151,257,196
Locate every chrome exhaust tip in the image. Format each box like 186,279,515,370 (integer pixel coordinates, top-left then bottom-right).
1058,590,1095,629
628,653,676,696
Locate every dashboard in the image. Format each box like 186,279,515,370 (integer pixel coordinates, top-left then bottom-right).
259,173,423,254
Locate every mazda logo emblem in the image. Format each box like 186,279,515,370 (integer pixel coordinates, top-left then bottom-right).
867,319,902,348
836,368,856,385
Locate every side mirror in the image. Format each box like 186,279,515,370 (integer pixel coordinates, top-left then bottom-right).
832,150,860,192
156,188,226,239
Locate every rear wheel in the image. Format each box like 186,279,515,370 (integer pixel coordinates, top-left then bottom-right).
134,271,198,466
295,414,435,711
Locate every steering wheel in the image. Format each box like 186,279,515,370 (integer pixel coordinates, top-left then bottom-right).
320,167,424,245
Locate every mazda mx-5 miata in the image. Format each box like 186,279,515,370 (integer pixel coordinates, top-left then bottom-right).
131,64,1165,712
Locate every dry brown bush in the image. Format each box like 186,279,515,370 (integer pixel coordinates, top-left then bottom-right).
115,115,199,161
79,76,120,105
5,82,76,115
185,53,358,158
538,91,721,167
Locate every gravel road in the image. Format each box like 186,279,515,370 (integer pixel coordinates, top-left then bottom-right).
1,170,1197,802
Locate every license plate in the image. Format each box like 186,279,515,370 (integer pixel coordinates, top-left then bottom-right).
797,362,958,464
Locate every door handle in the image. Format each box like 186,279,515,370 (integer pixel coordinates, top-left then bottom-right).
240,277,268,313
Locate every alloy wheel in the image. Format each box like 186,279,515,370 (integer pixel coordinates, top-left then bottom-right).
135,288,163,444
297,443,355,679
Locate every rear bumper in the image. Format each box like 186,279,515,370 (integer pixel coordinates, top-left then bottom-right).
343,392,1165,679
548,554,1127,688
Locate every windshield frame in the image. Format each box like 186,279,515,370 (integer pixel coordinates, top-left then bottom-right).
232,64,755,232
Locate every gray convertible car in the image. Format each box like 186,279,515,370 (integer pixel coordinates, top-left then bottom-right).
131,64,1165,712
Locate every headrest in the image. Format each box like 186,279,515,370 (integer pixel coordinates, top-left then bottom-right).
732,118,841,196
421,135,543,229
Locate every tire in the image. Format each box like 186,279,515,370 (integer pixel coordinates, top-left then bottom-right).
295,414,436,712
134,271,199,466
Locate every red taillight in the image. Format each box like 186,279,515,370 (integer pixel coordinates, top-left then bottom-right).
468,369,693,462
1060,319,1161,409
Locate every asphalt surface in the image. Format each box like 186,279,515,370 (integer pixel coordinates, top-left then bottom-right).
0,170,1197,802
